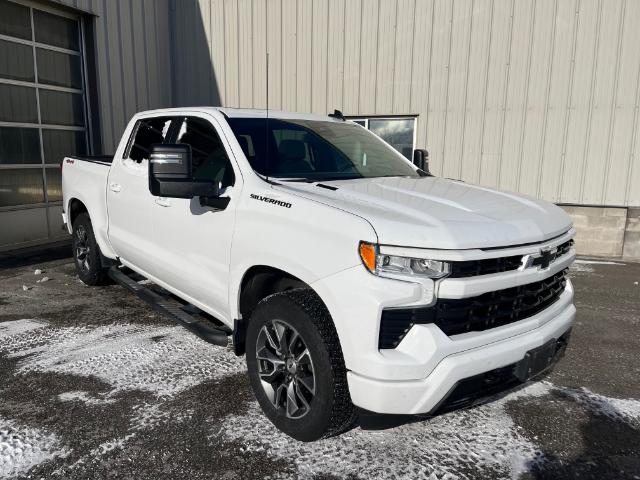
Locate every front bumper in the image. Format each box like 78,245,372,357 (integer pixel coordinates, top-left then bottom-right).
346,299,574,414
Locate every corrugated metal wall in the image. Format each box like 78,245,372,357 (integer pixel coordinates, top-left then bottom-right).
58,0,174,153
172,0,640,207
55,0,640,207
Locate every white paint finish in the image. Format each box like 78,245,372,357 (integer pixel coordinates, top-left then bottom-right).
285,175,573,249
63,105,576,391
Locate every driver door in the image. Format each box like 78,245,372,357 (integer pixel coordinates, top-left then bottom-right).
151,114,240,321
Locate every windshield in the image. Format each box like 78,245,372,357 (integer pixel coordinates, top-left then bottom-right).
226,117,420,181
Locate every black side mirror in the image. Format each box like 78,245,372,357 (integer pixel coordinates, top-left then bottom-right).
149,144,195,198
413,149,430,174
148,144,230,210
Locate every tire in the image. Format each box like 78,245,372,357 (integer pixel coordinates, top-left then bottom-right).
72,212,108,286
245,288,355,441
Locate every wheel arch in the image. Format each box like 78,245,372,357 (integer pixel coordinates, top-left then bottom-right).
68,197,89,229
233,265,330,356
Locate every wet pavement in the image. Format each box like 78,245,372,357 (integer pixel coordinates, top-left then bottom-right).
0,246,639,479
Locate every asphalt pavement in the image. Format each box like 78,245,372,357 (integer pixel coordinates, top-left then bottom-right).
0,245,638,479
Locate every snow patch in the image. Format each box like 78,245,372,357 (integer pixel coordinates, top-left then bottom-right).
0,417,69,479
561,387,640,425
569,263,594,273
215,383,551,480
130,402,192,431
0,319,46,338
0,322,246,397
574,259,626,266
58,391,117,406
89,434,136,456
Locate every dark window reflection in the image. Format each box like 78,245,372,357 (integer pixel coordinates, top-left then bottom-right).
0,84,38,123
42,129,86,164
37,48,82,89
0,127,41,164
369,118,415,160
34,9,79,51
0,39,34,82
39,90,84,126
45,168,62,202
0,0,31,40
0,168,45,207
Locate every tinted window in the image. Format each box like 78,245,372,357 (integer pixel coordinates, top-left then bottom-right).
33,9,80,51
39,90,84,126
226,118,418,180
174,117,235,188
0,127,40,164
0,39,34,82
0,84,38,123
0,0,31,40
37,48,82,89
127,117,173,162
42,129,86,164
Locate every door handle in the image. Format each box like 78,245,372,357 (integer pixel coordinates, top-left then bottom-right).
155,197,171,207
109,183,121,193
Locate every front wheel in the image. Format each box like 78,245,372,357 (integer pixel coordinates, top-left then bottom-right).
72,212,108,286
245,289,355,441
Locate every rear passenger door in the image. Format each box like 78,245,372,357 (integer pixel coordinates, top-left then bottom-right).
107,116,174,275
151,114,240,321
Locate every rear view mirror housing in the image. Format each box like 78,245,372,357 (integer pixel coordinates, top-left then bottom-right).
413,149,430,174
148,144,218,199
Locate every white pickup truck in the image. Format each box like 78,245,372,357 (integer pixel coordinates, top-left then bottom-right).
62,107,576,441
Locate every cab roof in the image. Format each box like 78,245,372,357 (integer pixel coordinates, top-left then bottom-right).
135,106,346,123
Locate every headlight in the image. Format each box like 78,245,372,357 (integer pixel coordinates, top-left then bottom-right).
359,242,450,279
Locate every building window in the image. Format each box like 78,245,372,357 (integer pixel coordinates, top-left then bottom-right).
0,0,89,248
348,116,417,160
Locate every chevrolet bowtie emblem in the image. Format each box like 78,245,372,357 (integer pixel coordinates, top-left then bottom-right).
539,248,553,269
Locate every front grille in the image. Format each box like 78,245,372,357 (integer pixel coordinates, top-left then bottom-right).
449,255,523,278
379,269,568,349
448,239,574,278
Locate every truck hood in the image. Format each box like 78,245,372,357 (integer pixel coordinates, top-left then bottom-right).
276,176,572,250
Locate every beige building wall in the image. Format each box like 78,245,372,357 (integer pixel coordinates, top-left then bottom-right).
172,0,640,208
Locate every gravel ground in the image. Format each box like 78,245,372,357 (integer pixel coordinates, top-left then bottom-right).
0,246,639,480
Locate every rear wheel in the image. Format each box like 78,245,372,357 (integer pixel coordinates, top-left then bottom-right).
72,212,108,285
246,288,355,441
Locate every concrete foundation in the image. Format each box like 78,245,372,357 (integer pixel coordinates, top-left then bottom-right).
622,208,640,259
560,205,639,260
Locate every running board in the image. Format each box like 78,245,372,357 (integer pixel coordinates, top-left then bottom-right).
108,266,231,348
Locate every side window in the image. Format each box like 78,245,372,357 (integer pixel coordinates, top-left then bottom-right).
126,116,173,162
174,117,235,188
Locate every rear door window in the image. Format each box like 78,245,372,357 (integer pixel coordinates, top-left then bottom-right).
125,116,174,162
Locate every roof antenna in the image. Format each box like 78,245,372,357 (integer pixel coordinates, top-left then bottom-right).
265,52,270,183
328,109,346,121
